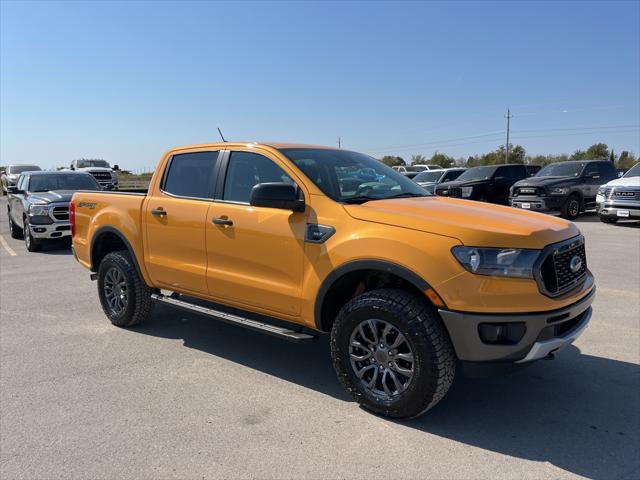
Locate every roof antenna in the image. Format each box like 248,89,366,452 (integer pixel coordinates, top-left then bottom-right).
217,127,227,142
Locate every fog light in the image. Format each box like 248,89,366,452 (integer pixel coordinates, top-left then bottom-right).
34,227,46,233
478,322,526,345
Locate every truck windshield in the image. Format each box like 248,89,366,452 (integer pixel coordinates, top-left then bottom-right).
77,160,110,168
623,163,640,178
456,165,497,181
281,148,428,204
29,174,100,192
537,162,584,177
9,165,41,174
414,171,444,183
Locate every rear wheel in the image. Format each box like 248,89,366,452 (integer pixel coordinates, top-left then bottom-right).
561,194,581,220
330,288,456,419
23,218,42,252
97,250,154,327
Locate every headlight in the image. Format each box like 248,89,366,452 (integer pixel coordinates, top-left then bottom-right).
597,187,604,195
461,186,473,198
452,246,540,278
549,187,569,195
29,204,50,216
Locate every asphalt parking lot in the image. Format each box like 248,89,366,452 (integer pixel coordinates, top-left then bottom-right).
0,196,638,480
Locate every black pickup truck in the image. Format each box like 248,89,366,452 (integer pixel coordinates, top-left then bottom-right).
435,164,537,204
6,171,100,251
510,160,619,220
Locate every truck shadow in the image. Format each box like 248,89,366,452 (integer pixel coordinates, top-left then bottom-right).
134,304,640,480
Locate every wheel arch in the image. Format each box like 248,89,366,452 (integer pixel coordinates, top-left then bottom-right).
314,260,433,332
90,226,146,283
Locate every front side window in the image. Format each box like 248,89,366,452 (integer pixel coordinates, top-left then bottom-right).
28,174,100,192
442,170,464,182
223,151,295,203
163,151,219,199
583,163,599,177
281,148,426,203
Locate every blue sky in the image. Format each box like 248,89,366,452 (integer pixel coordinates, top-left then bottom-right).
1,0,639,170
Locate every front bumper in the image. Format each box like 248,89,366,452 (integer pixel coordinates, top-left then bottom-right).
510,195,565,212
438,287,594,363
28,222,71,239
597,200,640,219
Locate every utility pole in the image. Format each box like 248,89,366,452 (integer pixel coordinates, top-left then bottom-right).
338,136,342,149
504,108,513,163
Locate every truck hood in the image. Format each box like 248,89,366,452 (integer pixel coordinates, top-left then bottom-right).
602,176,640,188
77,167,112,173
344,196,579,249
27,190,76,204
513,176,575,188
437,179,487,188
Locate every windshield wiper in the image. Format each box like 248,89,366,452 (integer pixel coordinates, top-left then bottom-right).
384,192,429,199
343,192,428,204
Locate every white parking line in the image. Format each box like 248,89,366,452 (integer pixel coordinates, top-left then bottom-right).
0,233,17,256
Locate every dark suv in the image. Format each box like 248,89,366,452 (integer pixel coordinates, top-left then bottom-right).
435,164,532,204
510,160,619,220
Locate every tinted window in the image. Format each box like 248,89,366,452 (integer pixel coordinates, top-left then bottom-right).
443,170,464,182
28,174,100,192
583,163,599,177
76,159,110,168
499,165,526,180
163,151,218,199
623,163,640,178
456,166,498,181
223,151,295,203
597,162,617,178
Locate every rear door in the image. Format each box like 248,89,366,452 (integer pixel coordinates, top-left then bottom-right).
205,149,307,316
144,151,220,295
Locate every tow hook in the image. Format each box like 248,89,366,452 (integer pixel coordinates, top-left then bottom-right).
543,351,556,361
90,273,98,281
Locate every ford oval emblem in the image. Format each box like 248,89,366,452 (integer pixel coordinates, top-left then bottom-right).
569,255,583,273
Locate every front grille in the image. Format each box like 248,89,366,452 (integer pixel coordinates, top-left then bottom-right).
436,187,462,197
516,186,541,196
90,171,113,182
538,237,587,296
602,187,640,200
52,206,69,221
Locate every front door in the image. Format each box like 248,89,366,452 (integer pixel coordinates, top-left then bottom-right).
144,151,219,295
206,150,307,316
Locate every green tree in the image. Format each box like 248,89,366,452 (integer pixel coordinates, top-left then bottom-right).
571,149,587,160
429,152,455,168
380,156,405,167
609,148,615,163
616,151,637,170
585,143,610,160
410,154,427,165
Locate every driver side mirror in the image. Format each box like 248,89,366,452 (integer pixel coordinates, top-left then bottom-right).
70,165,75,170
6,186,23,195
250,182,305,212
113,164,120,171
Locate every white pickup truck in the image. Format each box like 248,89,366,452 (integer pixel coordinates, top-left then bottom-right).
69,159,119,190
597,162,640,223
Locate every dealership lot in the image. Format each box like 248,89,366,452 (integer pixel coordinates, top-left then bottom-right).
0,196,638,480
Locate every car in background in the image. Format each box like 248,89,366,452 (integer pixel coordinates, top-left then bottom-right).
392,166,408,173
413,168,466,194
435,164,529,204
69,158,119,190
6,171,100,251
1,164,42,193
510,160,619,220
406,164,443,173
596,162,640,223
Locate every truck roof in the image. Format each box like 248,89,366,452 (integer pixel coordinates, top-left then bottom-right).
169,141,342,153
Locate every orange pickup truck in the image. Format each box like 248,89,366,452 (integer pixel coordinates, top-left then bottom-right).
71,142,595,418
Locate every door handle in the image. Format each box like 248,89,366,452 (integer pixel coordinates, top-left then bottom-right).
213,217,233,226
151,208,167,217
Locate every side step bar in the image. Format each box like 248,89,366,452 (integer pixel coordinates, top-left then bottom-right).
151,293,316,344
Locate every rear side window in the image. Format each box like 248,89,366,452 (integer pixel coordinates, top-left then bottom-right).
597,162,617,179
223,151,295,203
162,151,219,199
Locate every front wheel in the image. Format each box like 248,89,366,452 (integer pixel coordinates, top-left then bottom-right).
23,218,41,252
8,210,23,239
561,195,581,220
330,288,456,419
97,250,154,327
